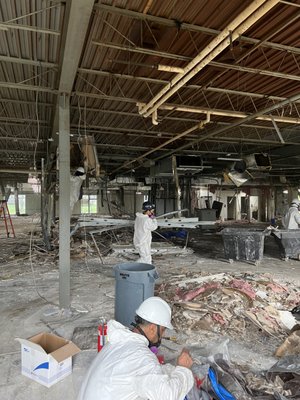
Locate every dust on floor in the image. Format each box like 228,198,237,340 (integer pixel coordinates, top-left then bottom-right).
0,221,299,399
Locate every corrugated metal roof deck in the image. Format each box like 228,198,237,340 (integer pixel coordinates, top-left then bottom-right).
0,0,300,184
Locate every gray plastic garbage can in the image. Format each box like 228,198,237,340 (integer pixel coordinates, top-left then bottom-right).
114,263,159,327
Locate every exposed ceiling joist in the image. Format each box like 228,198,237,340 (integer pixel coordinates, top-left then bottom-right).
0,23,60,35
2,0,300,184
92,40,300,82
155,92,300,162
77,68,300,104
95,3,300,55
112,90,300,173
0,55,57,68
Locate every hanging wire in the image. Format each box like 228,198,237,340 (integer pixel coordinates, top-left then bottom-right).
28,213,58,306
32,61,45,174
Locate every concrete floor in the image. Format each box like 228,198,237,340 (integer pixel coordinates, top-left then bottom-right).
0,221,299,399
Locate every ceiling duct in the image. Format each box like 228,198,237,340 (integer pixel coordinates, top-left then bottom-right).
226,171,249,187
243,153,272,170
225,153,271,187
152,156,206,177
233,160,247,173
176,156,204,171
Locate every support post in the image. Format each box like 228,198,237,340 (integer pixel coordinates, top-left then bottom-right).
41,159,51,250
172,155,181,217
14,186,20,216
58,94,71,310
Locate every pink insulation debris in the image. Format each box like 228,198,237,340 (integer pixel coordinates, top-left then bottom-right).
266,282,288,293
212,313,227,325
181,282,221,301
229,279,256,300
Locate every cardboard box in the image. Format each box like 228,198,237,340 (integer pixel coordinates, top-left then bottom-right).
16,332,80,388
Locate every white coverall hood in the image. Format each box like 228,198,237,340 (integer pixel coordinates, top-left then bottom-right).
77,320,193,400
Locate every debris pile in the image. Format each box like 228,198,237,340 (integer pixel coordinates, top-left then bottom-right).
157,272,300,399
157,272,299,345
189,350,300,400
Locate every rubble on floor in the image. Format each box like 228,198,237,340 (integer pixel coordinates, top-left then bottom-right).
1,217,300,400
156,270,300,399
157,271,299,339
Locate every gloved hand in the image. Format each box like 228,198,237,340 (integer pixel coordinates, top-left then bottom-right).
177,348,193,369
149,213,156,219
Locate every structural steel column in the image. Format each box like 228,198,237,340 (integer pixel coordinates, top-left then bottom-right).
14,186,20,216
58,94,71,310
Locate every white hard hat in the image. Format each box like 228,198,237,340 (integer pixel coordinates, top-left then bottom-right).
136,296,173,330
76,167,85,174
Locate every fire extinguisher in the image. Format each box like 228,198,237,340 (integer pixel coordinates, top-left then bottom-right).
98,320,108,352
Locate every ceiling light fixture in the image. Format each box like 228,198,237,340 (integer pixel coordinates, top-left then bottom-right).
217,157,242,161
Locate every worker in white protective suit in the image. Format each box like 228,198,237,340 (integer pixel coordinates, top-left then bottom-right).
134,201,158,264
282,198,300,229
70,167,86,212
78,296,194,400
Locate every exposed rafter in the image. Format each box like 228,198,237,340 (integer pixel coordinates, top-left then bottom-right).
95,3,300,56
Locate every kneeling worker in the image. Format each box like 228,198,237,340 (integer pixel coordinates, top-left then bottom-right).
78,296,194,400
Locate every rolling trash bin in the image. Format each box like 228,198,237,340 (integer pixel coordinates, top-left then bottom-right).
272,229,300,261
221,228,268,264
114,263,159,327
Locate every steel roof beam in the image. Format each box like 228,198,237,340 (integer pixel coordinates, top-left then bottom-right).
73,125,299,146
0,81,57,93
155,92,300,162
0,136,47,143
209,61,300,82
49,0,95,149
0,55,57,68
0,169,41,174
69,124,275,140
111,91,300,173
0,149,44,155
0,116,48,124
92,41,300,83
95,4,300,56
0,98,53,107
0,23,60,35
78,68,299,104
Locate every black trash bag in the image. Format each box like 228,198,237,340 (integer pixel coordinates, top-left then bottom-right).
266,355,300,398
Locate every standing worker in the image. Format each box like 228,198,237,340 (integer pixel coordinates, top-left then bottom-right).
70,166,86,213
78,296,194,400
283,198,300,229
134,201,158,264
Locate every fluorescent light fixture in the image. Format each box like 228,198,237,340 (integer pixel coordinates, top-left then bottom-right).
217,157,243,161
283,190,288,194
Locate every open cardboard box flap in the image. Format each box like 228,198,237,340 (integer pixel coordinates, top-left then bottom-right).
16,332,80,362
51,341,80,363
16,337,47,354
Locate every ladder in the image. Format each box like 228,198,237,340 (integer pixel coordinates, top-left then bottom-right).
0,200,15,238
